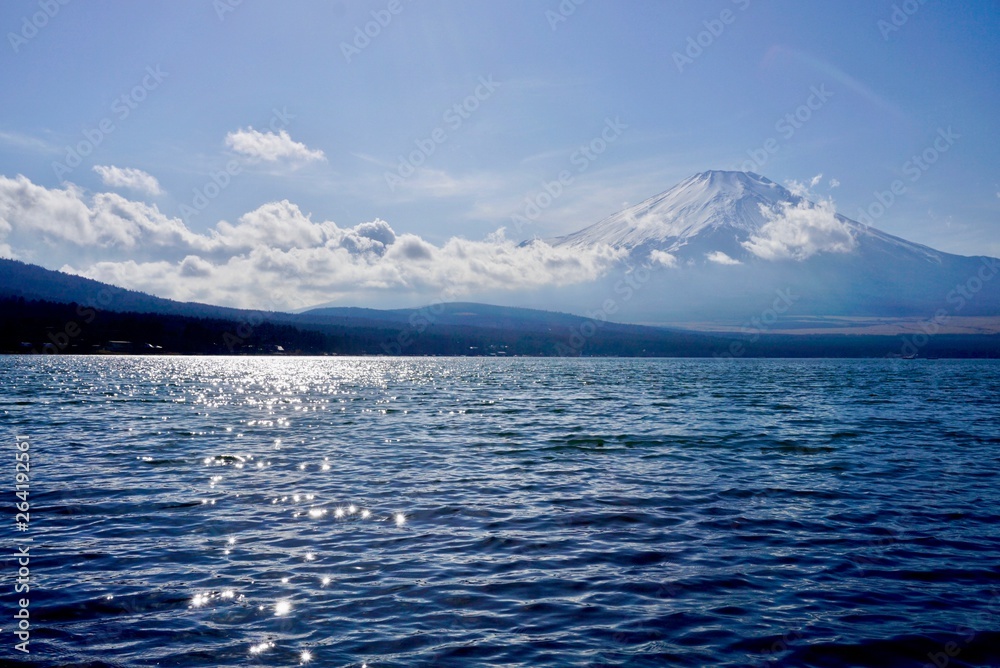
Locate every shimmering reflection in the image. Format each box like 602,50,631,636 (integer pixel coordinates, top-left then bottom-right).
249,640,274,655
4,356,1000,667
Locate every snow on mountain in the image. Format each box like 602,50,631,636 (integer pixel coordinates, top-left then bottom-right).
525,170,1000,320
546,170,948,268
551,171,784,250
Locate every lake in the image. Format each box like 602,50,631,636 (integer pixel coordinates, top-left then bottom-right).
3,356,1000,667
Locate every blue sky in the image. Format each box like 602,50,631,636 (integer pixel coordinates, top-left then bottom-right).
1,0,998,309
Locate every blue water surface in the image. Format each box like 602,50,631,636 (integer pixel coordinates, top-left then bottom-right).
2,356,1000,667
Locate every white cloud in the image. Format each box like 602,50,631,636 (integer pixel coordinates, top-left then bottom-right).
224,127,325,163
1,174,622,310
706,251,741,265
68,228,622,310
829,178,840,188
212,200,336,252
742,198,857,261
784,176,822,199
0,175,209,261
649,250,678,268
93,165,163,196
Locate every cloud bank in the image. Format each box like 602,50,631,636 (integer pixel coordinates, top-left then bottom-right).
0,174,622,310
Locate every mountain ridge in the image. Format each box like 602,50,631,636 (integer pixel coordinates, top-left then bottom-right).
518,169,999,322
546,170,961,267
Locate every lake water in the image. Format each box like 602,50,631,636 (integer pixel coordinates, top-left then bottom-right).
3,356,1000,667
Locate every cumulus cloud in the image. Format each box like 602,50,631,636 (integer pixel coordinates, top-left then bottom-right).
1,174,622,310
92,165,163,196
212,200,335,252
0,175,212,263
224,127,325,163
0,175,208,258
649,250,678,268
742,198,857,261
706,251,741,265
179,255,213,277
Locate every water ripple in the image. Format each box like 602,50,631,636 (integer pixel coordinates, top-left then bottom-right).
2,356,999,666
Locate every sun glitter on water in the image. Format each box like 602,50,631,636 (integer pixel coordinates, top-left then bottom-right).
249,640,274,655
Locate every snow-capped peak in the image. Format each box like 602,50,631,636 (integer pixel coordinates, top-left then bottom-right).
549,170,794,253
545,170,953,268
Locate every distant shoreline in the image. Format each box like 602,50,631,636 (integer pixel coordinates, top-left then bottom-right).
3,351,998,360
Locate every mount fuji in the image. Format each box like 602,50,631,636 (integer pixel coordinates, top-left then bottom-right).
514,170,1000,324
